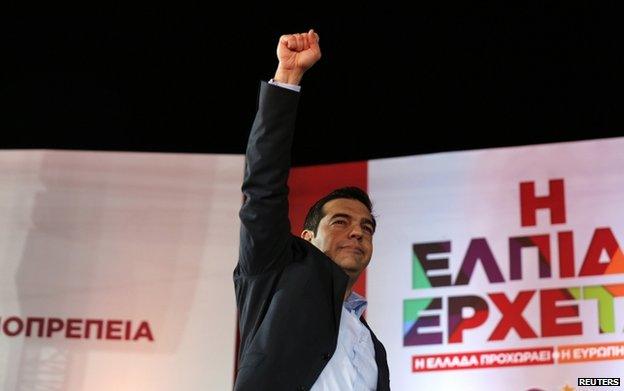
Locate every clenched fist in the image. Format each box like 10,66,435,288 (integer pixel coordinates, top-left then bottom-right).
273,29,321,85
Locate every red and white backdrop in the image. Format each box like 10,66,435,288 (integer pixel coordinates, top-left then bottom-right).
289,137,624,391
0,150,242,390
1,137,623,390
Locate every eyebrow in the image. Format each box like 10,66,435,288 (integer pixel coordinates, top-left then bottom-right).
330,213,376,230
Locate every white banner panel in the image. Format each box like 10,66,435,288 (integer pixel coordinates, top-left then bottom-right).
0,150,242,390
367,138,624,391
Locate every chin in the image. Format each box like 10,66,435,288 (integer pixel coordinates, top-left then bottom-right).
335,257,364,275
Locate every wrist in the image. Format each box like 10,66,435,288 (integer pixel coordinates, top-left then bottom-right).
273,67,304,85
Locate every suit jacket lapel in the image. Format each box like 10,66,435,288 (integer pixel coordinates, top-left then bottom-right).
360,316,390,390
329,260,349,334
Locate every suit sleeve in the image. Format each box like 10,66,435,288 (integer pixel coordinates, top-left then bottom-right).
237,81,300,276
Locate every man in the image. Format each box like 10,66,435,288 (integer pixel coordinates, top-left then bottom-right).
234,29,390,390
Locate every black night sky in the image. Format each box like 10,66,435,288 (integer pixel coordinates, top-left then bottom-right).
2,4,622,166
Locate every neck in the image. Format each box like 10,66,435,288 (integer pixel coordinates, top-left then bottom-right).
343,279,355,300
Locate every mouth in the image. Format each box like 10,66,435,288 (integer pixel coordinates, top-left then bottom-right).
339,246,364,255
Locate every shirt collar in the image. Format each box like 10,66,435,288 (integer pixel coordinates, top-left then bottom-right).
344,291,368,318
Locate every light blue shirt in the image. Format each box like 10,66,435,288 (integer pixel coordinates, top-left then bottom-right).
269,79,302,92
312,292,378,390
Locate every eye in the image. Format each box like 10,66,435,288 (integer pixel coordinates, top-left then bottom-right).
363,225,374,234
332,219,347,225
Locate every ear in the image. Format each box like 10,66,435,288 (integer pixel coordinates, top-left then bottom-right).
301,230,315,242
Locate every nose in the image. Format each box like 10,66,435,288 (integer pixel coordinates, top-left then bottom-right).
348,224,363,240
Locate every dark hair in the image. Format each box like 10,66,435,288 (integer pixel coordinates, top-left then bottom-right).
303,186,376,235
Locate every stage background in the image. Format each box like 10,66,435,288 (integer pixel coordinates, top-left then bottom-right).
289,137,624,391
1,137,623,390
0,150,242,390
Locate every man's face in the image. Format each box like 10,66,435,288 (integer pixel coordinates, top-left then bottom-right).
302,198,374,280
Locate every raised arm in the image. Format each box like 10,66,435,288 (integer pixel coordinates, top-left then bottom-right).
237,30,321,276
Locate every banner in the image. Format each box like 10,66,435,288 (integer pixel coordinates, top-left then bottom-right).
364,138,624,390
2,137,622,390
0,150,242,390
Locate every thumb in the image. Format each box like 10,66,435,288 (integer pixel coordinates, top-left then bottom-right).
308,29,320,46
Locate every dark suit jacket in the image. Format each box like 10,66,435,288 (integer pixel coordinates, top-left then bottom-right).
234,81,390,391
